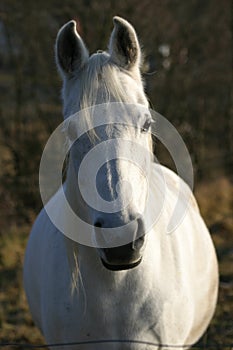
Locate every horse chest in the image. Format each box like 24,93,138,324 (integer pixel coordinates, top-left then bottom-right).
63,267,161,341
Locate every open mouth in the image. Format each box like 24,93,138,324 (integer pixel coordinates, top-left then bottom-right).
101,257,142,271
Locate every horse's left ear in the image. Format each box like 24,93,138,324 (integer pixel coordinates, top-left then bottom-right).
55,20,89,78
109,17,141,70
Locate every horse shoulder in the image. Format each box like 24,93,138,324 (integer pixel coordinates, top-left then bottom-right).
150,164,218,344
23,189,70,335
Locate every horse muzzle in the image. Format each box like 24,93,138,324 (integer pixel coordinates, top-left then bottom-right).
94,215,145,271
100,237,144,271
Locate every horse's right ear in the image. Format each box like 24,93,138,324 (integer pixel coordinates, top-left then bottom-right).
109,17,141,71
55,20,89,78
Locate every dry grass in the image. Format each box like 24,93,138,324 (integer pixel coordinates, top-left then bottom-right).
0,176,232,349
194,177,233,349
0,225,46,349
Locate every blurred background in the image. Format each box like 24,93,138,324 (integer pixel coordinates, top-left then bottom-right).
0,0,232,348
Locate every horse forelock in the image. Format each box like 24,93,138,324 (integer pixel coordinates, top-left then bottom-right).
62,51,148,142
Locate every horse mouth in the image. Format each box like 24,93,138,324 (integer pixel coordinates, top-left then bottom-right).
101,257,142,271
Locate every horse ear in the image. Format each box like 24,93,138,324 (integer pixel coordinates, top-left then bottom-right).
109,16,141,70
55,20,89,78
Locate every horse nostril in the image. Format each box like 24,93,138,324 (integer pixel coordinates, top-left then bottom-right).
94,220,102,228
94,220,106,247
132,235,145,251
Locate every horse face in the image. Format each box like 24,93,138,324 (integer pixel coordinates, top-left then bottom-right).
56,17,153,270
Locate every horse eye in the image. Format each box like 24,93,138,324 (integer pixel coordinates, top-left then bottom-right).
141,119,152,133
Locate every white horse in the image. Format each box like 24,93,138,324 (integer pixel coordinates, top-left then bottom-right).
24,17,218,349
